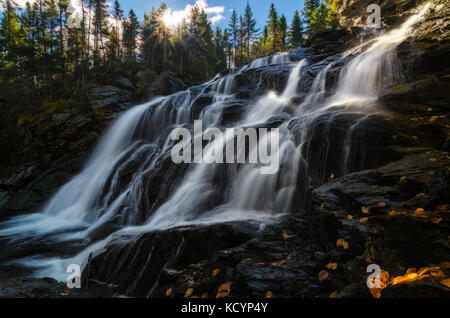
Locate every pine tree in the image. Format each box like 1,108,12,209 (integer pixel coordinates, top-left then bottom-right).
92,0,108,66
122,9,139,65
267,3,280,54
302,0,320,27
243,2,257,62
279,14,287,51
289,10,303,48
227,9,238,67
112,0,123,61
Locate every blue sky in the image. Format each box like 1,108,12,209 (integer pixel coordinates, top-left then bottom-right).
118,0,306,31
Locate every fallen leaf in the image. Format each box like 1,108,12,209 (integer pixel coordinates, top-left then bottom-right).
427,107,433,112
266,291,273,298
436,205,448,211
184,288,194,298
400,176,407,181
318,270,329,282
360,217,369,223
282,231,291,240
413,208,425,216
216,282,232,298
212,269,220,277
429,158,437,162
166,288,172,297
326,263,338,270
222,250,228,254
412,136,418,140
389,210,399,216
430,270,445,279
347,215,353,220
336,238,349,250
201,293,208,298
329,291,339,298
440,279,450,288
430,217,443,224
416,193,427,197
278,259,287,266
439,261,450,268
378,202,387,208
361,206,370,214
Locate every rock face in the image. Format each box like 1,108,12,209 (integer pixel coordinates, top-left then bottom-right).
338,0,430,27
1,0,450,298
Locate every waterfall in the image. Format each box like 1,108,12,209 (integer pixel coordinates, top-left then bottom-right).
0,3,432,281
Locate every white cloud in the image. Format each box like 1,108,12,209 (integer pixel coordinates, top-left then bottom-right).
163,0,225,26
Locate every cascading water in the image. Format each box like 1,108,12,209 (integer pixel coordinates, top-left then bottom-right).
0,3,432,281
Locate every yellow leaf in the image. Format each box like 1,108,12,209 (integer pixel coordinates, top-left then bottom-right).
266,291,273,298
318,270,328,282
329,291,339,298
336,238,349,250
346,215,353,220
440,279,450,288
282,231,291,240
361,206,370,214
406,268,417,274
191,296,199,298
430,270,445,279
439,261,450,268
326,263,338,270
184,288,194,298
429,158,437,162
427,107,433,112
216,282,232,298
212,269,220,277
166,288,172,297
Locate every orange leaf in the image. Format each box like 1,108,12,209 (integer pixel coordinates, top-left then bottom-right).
184,288,194,298
329,291,339,298
360,217,369,223
439,261,450,268
201,293,208,298
378,202,386,208
436,205,448,211
326,263,338,270
413,208,425,215
361,206,370,214
431,270,445,279
278,259,287,266
336,238,349,250
346,215,353,220
440,279,450,288
212,269,220,277
318,270,329,282
266,291,273,298
216,282,232,298
282,231,291,240
166,288,172,297
400,176,407,181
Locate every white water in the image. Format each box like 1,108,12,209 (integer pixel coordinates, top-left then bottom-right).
0,2,432,280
